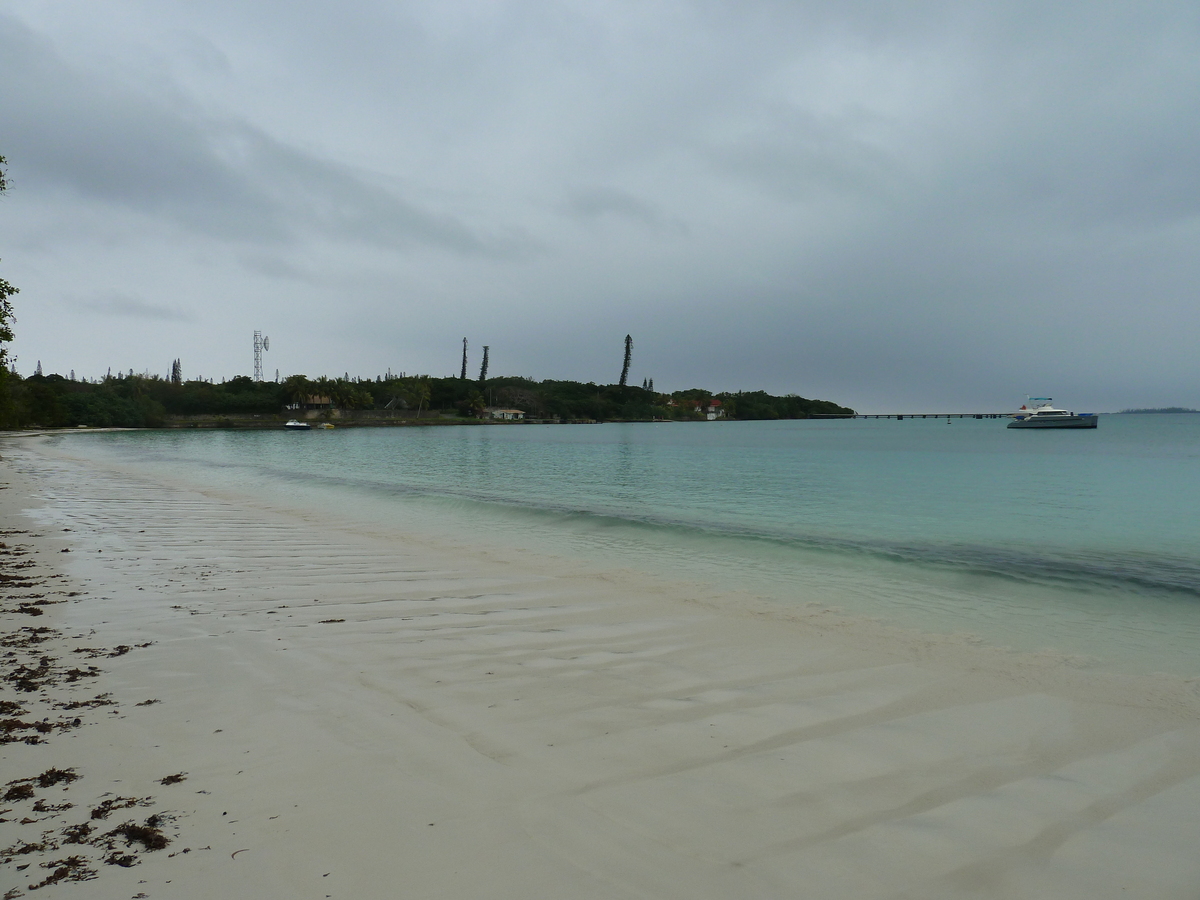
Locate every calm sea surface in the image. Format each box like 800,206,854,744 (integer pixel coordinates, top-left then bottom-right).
53,414,1200,674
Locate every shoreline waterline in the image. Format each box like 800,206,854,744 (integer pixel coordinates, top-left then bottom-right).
18,416,1200,677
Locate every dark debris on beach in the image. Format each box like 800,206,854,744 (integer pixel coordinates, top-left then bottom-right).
0,526,194,897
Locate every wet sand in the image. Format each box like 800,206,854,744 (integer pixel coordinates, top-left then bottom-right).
3,436,1200,899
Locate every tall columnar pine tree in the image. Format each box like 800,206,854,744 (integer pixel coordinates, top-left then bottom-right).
0,155,17,372
0,153,18,427
0,274,13,369
618,334,633,387
479,345,489,384
460,337,468,380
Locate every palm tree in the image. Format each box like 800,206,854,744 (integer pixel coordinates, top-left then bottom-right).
466,389,487,417
283,374,312,408
313,375,334,409
406,380,431,417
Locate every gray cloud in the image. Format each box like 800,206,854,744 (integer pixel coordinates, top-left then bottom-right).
706,106,903,204
561,187,686,234
0,14,508,255
1,2,1199,409
70,293,194,322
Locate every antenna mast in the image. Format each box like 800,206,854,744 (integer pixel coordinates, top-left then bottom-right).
253,330,270,382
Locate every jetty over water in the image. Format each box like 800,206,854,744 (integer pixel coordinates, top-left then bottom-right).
812,413,1011,420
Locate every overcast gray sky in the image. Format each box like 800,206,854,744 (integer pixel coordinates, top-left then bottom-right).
1,0,1197,411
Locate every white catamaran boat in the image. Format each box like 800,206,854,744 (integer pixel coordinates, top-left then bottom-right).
1008,398,1097,429
284,419,312,430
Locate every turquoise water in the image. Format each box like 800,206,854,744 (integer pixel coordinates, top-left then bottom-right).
54,415,1200,674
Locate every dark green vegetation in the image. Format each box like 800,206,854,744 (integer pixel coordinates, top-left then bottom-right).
1,154,20,428
0,370,853,429
619,334,633,387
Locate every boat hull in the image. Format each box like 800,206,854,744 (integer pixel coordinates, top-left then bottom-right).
1007,415,1097,429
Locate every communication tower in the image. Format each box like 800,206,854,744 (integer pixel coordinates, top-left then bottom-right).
253,331,270,382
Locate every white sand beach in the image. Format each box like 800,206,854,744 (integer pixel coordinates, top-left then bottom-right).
3,435,1200,899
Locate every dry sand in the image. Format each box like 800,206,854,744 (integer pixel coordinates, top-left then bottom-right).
2,435,1200,899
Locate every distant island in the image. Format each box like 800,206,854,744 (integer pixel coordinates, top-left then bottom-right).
1117,407,1200,414
1,370,855,429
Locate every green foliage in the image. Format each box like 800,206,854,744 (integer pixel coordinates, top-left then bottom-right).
165,375,287,416
1,372,289,427
0,153,19,426
718,390,850,420
0,154,14,359
0,273,14,354
3,372,168,427
0,365,853,430
0,367,17,428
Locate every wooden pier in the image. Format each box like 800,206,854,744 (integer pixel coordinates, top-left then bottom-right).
812,413,1011,420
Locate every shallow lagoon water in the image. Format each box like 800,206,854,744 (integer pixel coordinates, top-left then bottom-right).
54,414,1200,675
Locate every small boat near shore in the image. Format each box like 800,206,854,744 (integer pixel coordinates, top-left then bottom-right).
1008,398,1097,429
284,419,312,430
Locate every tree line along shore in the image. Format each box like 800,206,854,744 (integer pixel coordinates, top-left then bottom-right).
0,370,855,429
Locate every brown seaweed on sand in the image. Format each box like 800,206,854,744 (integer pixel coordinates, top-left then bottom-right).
108,816,171,852
89,797,149,820
36,769,78,789
2,783,35,803
26,854,97,890
0,529,191,891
